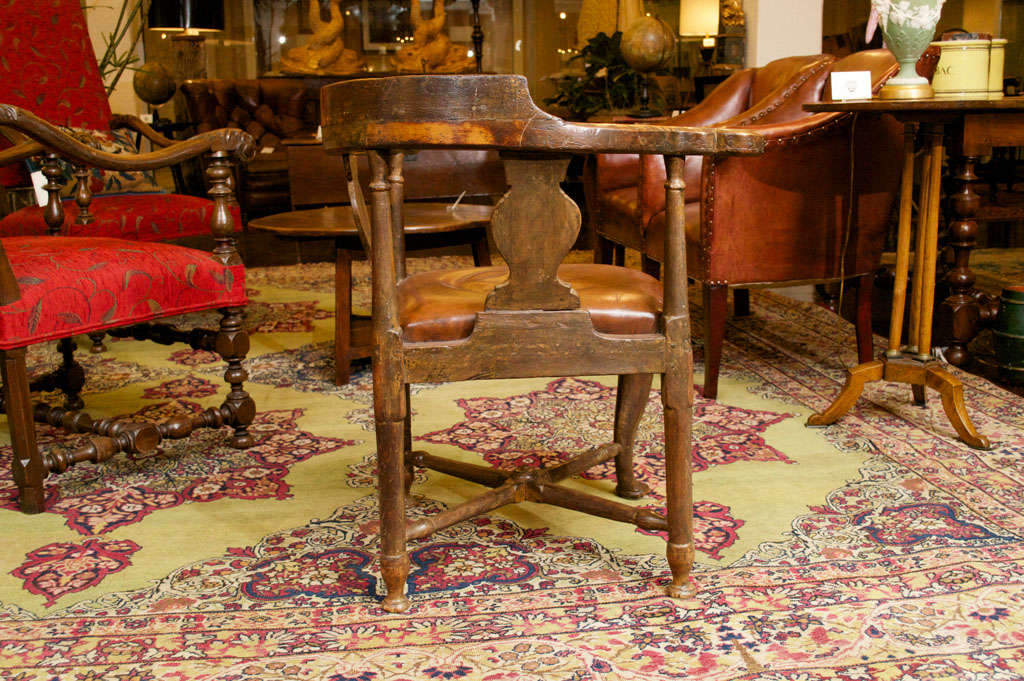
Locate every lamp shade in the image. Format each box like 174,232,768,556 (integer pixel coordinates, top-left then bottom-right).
148,0,224,32
679,0,720,36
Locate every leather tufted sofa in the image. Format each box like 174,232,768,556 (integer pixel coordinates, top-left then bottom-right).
590,50,903,399
181,79,313,218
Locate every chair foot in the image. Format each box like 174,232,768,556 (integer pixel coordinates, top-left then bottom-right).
18,485,46,514
380,553,411,613
615,480,649,499
228,431,257,449
666,541,696,599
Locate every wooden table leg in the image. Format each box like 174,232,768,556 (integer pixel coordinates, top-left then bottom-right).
887,124,917,358
335,246,353,385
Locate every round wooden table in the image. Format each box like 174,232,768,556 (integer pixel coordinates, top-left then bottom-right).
250,203,493,384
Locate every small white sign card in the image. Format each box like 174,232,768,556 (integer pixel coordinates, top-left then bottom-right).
830,71,873,100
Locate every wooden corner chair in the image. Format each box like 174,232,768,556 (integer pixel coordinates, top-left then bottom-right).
0,105,257,514
320,74,764,612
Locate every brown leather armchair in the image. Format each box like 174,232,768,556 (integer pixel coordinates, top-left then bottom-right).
181,79,312,218
591,50,902,399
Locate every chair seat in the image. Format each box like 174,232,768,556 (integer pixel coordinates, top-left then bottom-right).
399,263,663,342
0,236,246,349
0,194,242,242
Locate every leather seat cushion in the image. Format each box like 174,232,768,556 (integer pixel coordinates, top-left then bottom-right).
399,264,663,342
0,194,242,242
599,186,640,220
0,236,246,349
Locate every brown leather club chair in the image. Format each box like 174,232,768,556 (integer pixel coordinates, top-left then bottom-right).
592,50,902,399
181,79,312,219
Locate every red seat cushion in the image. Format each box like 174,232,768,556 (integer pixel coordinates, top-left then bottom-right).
0,195,242,242
0,236,246,349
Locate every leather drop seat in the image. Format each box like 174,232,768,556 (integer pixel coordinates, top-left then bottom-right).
398,264,663,341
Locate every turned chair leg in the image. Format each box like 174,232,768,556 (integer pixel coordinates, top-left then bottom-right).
641,255,661,279
854,274,874,364
595,235,615,265
87,331,107,354
471,232,492,266
378,381,411,613
217,306,256,449
613,373,652,499
57,338,84,411
733,288,751,317
702,284,728,400
662,365,696,598
2,348,46,513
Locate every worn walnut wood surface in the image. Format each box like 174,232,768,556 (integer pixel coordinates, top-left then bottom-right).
322,75,764,156
249,203,492,238
806,96,1024,113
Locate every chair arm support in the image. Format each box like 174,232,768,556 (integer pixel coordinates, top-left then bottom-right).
110,114,176,148
0,105,257,171
0,138,43,166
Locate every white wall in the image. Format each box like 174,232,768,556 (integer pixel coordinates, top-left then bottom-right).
745,0,824,66
81,2,146,117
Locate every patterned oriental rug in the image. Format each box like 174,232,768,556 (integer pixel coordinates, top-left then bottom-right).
2,258,1024,680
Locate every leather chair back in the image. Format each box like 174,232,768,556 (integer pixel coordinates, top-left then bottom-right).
181,79,310,151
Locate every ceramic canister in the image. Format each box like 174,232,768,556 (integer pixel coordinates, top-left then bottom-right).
931,39,992,98
994,285,1024,385
989,38,1007,97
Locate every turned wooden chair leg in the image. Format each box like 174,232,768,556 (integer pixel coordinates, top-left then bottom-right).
87,331,107,354
57,337,84,410
217,306,256,449
641,255,661,279
2,348,46,513
335,248,353,385
378,382,411,613
471,232,492,266
662,366,695,598
613,373,653,499
595,235,615,265
854,274,874,364
702,284,728,400
733,288,750,317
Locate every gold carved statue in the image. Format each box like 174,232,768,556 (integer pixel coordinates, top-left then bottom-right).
281,0,365,75
391,0,474,74
721,0,745,28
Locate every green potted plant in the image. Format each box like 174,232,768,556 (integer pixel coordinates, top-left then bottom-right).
544,32,662,121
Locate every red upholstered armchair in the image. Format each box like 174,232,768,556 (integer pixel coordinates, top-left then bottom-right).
0,105,257,515
0,0,241,242
590,50,902,399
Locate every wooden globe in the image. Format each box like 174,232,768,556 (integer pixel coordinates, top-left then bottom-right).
620,16,677,73
132,62,176,106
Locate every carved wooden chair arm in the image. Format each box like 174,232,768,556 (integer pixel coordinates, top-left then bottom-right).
110,114,177,148
0,105,257,170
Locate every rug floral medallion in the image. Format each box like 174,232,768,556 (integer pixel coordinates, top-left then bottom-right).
1,262,1024,680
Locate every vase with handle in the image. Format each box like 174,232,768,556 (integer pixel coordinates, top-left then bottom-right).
872,0,945,99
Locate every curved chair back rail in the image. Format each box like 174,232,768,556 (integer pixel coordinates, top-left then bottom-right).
320,75,764,157
0,105,257,170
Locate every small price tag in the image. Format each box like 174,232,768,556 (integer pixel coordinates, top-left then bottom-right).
830,71,872,100
30,170,47,207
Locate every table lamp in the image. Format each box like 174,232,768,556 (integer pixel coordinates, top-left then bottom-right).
148,0,224,80
679,0,721,69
